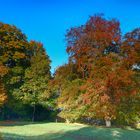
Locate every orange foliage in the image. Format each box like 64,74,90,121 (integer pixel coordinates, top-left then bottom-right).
66,15,121,78
0,63,8,106
0,82,7,106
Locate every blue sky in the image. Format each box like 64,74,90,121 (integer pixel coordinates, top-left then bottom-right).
0,0,140,73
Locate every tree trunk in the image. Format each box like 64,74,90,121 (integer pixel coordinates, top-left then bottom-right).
66,119,70,124
32,105,36,122
105,120,111,127
56,118,58,123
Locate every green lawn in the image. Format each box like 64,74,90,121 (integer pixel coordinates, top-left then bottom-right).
0,122,139,140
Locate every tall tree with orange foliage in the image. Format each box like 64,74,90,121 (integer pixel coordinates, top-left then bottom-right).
55,15,140,126
64,15,122,126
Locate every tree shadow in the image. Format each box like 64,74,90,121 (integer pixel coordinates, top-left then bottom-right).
0,121,51,127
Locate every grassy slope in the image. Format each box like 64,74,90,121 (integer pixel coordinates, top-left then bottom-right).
0,122,139,140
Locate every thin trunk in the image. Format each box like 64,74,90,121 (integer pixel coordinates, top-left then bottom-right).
56,118,58,123
105,119,111,127
32,104,36,122
32,84,36,122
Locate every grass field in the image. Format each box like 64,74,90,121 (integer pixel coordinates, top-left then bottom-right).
0,122,139,140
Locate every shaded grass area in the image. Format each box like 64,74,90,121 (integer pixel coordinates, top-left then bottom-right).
0,122,139,140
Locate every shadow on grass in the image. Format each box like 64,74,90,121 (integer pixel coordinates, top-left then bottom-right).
1,125,140,140
0,121,50,127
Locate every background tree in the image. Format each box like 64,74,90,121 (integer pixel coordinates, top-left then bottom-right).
51,63,83,122
14,41,51,121
116,28,140,125
0,22,31,119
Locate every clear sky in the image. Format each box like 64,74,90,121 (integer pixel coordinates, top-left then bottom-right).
0,0,140,73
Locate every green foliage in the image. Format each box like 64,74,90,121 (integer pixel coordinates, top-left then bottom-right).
57,78,85,122
13,41,52,121
0,22,31,117
0,23,53,121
